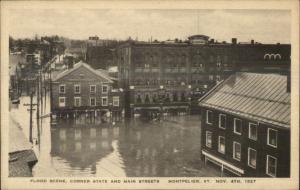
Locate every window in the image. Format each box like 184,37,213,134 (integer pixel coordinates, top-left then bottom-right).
218,136,225,154
266,155,277,177
59,97,65,107
90,85,96,93
74,84,80,94
74,97,81,107
102,85,108,94
102,97,108,106
267,128,277,148
249,123,257,141
136,94,142,104
233,142,241,161
209,75,214,81
113,96,119,107
206,131,212,148
206,110,213,124
248,148,257,169
59,84,65,94
216,75,221,81
90,97,96,106
219,114,226,129
234,118,242,135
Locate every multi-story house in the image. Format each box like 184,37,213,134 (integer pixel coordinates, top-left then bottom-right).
199,72,290,177
115,35,290,117
51,61,123,120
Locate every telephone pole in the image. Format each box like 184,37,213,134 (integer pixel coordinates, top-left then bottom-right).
24,92,37,143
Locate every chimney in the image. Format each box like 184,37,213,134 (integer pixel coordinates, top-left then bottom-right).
67,56,74,69
232,38,237,44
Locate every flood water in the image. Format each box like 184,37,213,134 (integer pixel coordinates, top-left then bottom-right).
10,96,223,177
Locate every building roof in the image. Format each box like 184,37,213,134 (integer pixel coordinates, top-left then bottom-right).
96,68,118,81
188,35,210,40
199,72,290,129
10,115,33,153
53,61,113,83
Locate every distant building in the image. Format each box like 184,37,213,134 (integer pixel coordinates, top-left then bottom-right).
86,45,116,70
115,35,290,117
51,61,124,119
199,72,290,177
26,53,41,65
188,35,210,44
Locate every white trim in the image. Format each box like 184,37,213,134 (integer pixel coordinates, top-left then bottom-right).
102,84,109,94
74,97,81,107
53,61,113,83
266,155,277,177
59,97,66,107
275,54,281,60
248,122,257,141
267,128,278,148
206,110,212,125
206,131,212,148
233,142,241,161
247,147,257,169
102,96,108,106
113,96,120,107
218,136,225,154
74,84,81,94
264,53,271,60
234,118,242,135
90,85,96,94
202,150,244,175
59,84,66,94
218,114,226,129
90,97,96,106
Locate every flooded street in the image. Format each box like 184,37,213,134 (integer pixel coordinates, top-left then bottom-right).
10,96,223,177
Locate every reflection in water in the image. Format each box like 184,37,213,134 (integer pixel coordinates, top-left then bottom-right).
33,115,223,177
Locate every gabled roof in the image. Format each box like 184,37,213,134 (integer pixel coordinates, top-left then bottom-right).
96,69,118,81
53,61,113,83
199,72,290,129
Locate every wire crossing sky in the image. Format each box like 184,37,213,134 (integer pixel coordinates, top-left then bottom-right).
8,9,291,44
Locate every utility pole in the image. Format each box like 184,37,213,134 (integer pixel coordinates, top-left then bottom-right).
24,92,37,143
40,70,43,115
49,67,53,123
36,72,41,145
36,74,40,120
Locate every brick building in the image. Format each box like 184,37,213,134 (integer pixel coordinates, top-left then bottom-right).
51,61,124,120
115,35,290,117
199,72,290,177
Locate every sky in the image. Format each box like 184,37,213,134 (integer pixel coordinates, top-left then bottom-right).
8,9,291,44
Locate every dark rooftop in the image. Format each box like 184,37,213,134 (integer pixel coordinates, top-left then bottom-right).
199,72,290,129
